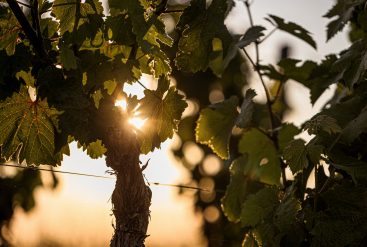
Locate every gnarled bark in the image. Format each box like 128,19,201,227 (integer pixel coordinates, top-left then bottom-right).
104,126,151,247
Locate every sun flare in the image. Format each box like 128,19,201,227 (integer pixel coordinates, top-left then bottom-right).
115,99,127,111
128,117,147,129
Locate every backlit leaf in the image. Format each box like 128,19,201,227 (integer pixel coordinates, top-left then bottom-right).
52,0,95,34
0,87,60,165
238,128,281,185
196,96,238,159
85,139,106,159
242,232,259,247
0,6,20,55
59,44,78,70
16,71,35,87
108,0,173,50
175,0,233,74
138,79,187,153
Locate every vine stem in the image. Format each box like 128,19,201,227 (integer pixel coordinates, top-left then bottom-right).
73,0,81,34
314,162,318,212
243,2,275,136
259,27,278,44
244,1,287,187
137,80,149,90
162,9,184,13
271,79,284,105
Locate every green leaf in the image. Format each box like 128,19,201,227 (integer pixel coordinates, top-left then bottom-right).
16,71,35,87
0,87,61,165
253,223,280,247
236,89,256,129
237,26,266,48
277,58,317,82
311,182,367,246
208,38,224,77
127,2,173,50
238,129,281,185
37,66,93,148
324,0,365,41
273,195,301,233
304,55,339,104
103,80,117,95
304,115,342,135
196,96,238,159
266,15,316,49
265,57,340,105
150,49,171,77
341,105,367,143
138,80,187,153
40,18,59,38
306,143,324,165
59,44,78,70
175,0,233,74
105,14,135,46
177,116,196,143
242,232,259,247
277,123,301,152
221,155,250,222
108,0,173,50
320,94,367,128
328,147,367,182
0,6,20,55
85,139,106,159
283,139,308,174
91,89,103,109
52,0,95,34
240,187,278,227
331,38,367,88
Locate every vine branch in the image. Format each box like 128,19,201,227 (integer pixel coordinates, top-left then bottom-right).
244,0,286,187
73,0,81,34
314,161,318,212
16,0,30,8
6,0,47,58
30,0,44,53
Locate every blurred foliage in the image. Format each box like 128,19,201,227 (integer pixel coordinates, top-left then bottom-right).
0,163,58,246
170,41,291,246
168,0,367,246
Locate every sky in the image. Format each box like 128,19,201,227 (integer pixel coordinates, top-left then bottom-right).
7,0,351,246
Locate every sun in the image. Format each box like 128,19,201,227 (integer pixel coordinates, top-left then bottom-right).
128,117,147,129
115,99,147,130
114,99,127,111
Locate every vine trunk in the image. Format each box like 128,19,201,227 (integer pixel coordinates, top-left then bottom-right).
104,126,151,247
